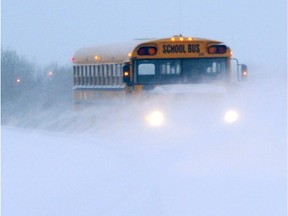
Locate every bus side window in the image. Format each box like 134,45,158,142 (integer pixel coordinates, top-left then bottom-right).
87,66,90,85
99,65,103,86
86,65,89,85
92,65,96,85
73,66,78,86
85,66,88,85
97,66,100,85
107,64,111,86
78,66,81,86
117,64,121,86
103,65,108,86
89,65,93,85
79,65,83,85
95,65,98,86
110,64,114,86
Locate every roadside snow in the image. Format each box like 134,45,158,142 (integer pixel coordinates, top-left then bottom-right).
2,76,287,216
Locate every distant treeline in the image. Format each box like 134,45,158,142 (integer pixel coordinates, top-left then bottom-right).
1,49,73,124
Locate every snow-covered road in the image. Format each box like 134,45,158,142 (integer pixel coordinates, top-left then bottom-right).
2,77,286,216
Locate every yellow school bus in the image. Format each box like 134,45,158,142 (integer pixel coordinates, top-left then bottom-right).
123,35,247,91
72,35,247,105
72,42,135,104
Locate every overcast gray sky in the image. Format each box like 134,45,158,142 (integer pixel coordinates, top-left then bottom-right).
2,0,287,72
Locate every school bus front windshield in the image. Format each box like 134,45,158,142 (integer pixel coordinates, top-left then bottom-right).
134,58,228,85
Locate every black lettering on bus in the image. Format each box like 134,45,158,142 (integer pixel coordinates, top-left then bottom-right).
196,44,200,52
180,44,187,53
162,44,187,54
171,45,175,53
188,44,200,53
163,45,168,54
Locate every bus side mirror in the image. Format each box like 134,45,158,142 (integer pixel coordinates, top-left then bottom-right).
240,64,248,80
123,63,134,87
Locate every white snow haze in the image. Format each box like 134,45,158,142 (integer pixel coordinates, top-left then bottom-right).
1,0,287,215
2,74,287,216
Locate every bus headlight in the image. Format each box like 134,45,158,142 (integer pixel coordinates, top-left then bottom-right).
224,110,240,123
145,111,165,127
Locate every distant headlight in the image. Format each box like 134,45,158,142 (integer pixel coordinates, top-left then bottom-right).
224,110,240,123
145,111,165,127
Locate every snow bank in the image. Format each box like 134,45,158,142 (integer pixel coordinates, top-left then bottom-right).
2,74,287,216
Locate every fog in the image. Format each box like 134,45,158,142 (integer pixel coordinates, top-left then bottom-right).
1,0,287,214
2,70,287,215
